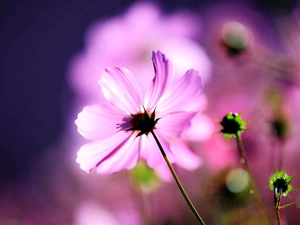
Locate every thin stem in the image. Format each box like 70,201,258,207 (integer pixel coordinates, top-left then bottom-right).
235,134,270,225
275,207,281,225
274,189,283,225
150,130,206,225
280,199,300,209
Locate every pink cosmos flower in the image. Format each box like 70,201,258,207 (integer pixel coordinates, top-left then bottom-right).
75,51,203,173
68,2,211,106
67,2,211,178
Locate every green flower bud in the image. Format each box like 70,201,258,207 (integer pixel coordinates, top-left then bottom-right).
219,112,248,138
269,170,293,197
221,22,252,56
269,170,294,207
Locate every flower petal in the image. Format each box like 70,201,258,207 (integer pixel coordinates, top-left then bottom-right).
99,66,142,113
76,131,131,173
143,51,173,109
75,104,131,141
169,138,202,170
150,138,201,181
140,130,175,168
157,69,203,113
181,113,214,141
152,139,202,181
154,164,173,182
96,134,140,173
156,111,196,138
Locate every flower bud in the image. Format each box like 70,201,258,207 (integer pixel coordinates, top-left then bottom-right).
219,112,247,138
221,21,253,56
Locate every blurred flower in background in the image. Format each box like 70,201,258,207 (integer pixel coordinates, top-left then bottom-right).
67,2,211,106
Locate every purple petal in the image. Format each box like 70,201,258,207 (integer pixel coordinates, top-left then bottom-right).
156,111,196,138
157,69,203,113
143,51,173,109
152,139,202,181
140,130,175,168
76,131,132,173
99,66,142,113
181,113,214,141
96,134,140,173
75,104,131,141
154,164,173,182
169,138,202,170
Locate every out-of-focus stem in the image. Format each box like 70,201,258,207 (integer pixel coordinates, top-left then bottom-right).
235,134,270,225
150,130,206,225
275,207,281,225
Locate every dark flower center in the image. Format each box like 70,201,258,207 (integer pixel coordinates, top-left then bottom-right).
220,115,240,134
220,113,246,135
127,108,160,137
274,177,288,193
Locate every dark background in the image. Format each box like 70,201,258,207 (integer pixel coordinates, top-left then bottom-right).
0,0,139,184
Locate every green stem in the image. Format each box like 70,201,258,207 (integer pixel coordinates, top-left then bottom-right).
280,199,300,209
235,134,270,225
150,130,206,225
